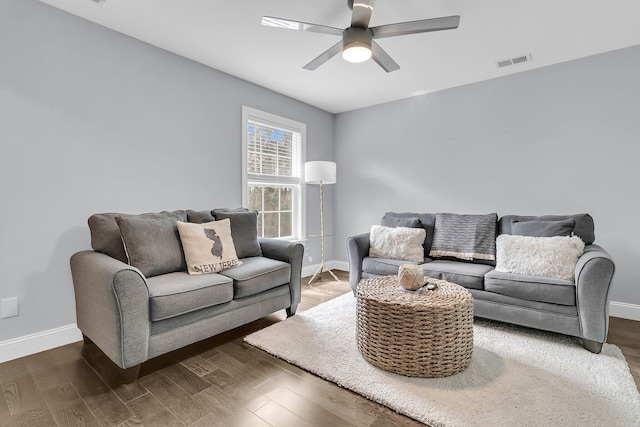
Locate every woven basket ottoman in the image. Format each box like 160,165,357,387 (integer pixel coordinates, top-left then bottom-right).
356,275,474,377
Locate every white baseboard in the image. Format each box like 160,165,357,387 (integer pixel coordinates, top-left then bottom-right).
302,260,348,278
609,301,640,321
0,324,83,364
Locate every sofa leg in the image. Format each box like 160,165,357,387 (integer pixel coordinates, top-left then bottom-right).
286,305,298,317
582,339,603,354
118,364,141,384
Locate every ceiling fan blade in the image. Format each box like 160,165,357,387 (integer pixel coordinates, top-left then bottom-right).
371,41,400,73
372,15,460,39
261,16,343,36
303,41,344,70
351,0,376,28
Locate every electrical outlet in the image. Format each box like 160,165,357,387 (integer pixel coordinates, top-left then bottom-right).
1,297,19,319
307,255,313,262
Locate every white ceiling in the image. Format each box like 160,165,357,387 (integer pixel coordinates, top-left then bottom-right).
38,0,640,113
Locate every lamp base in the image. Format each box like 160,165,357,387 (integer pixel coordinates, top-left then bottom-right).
308,262,340,284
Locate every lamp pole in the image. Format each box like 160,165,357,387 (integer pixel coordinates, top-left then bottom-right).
308,179,339,284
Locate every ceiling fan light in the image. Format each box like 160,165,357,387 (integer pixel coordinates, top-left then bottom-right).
342,42,372,63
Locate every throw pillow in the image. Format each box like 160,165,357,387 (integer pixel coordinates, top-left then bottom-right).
380,216,422,229
176,219,243,275
186,209,215,224
511,218,575,237
381,212,436,255
495,234,585,281
429,213,498,261
116,213,186,277
212,209,262,258
89,210,186,264
369,225,426,262
499,214,595,244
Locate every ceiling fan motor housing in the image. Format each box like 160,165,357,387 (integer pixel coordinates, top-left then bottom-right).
343,26,374,50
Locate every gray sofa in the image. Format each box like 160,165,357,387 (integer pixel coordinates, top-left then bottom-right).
347,212,615,353
70,208,303,382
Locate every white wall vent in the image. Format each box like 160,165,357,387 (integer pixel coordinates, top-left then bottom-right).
88,0,106,5
495,53,532,69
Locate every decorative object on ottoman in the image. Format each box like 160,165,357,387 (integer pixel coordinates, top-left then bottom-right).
398,264,424,290
356,275,474,378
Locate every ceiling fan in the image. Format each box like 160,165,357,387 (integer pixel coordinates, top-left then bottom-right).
261,0,460,72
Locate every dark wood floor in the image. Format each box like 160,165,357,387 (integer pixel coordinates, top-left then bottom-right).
1,271,638,426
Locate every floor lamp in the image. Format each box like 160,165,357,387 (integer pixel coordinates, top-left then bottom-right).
305,161,339,284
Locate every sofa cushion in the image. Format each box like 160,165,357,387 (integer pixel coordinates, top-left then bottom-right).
511,218,575,237
88,210,186,264
116,212,187,277
186,209,215,224
499,214,595,244
220,256,290,298
429,212,498,263
213,209,263,258
382,212,436,255
422,260,492,290
362,256,423,276
484,270,576,306
177,219,242,275
146,272,233,321
495,234,585,281
369,225,426,262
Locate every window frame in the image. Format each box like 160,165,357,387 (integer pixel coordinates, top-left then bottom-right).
241,106,306,241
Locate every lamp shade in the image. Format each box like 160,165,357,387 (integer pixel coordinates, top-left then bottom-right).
305,161,336,185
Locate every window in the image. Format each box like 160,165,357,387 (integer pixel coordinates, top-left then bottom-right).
242,106,305,240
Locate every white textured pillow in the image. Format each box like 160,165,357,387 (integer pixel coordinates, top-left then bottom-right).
369,225,426,262
495,234,585,281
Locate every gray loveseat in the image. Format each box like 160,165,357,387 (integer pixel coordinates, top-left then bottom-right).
347,212,615,353
70,208,303,382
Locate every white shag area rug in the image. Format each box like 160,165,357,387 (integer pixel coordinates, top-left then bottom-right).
245,293,640,427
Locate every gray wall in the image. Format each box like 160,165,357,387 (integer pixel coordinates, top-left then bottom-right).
0,0,334,342
334,44,640,306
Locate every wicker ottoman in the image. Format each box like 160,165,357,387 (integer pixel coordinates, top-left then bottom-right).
356,275,474,377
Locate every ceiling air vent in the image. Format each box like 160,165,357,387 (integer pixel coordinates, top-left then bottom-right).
88,0,106,5
495,53,532,69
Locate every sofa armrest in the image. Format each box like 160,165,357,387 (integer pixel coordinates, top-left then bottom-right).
70,250,150,369
346,233,371,294
258,238,304,308
574,244,615,344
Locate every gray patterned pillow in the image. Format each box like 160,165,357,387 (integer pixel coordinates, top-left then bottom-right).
429,213,498,262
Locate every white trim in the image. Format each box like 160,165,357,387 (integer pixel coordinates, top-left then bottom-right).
330,260,349,272
0,324,82,363
609,301,640,321
241,106,306,241
302,260,348,278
